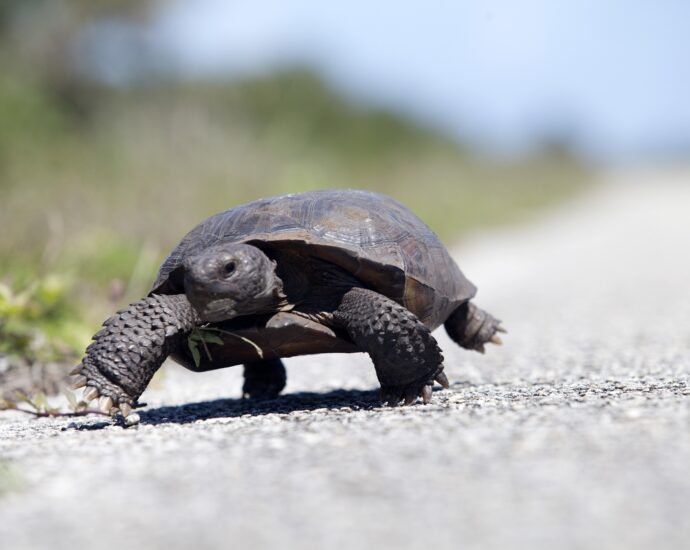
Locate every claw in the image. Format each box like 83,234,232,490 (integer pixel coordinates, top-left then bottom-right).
69,374,87,389
477,344,486,354
69,365,82,375
83,386,99,403
434,372,450,389
379,389,390,404
404,389,418,406
382,390,401,407
99,396,113,414
496,325,508,334
124,412,141,426
489,335,503,346
421,385,433,404
119,403,132,418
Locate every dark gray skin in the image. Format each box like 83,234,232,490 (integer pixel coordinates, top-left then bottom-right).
183,242,449,405
71,190,505,416
183,244,288,323
72,241,503,415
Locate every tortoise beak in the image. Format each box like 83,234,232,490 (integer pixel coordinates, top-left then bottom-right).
192,298,238,323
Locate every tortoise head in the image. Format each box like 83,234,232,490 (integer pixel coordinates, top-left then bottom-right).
183,243,285,322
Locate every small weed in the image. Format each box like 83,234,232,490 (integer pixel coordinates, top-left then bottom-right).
187,326,263,368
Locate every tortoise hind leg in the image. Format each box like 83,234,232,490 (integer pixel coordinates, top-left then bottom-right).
333,287,447,406
444,301,505,353
242,358,286,399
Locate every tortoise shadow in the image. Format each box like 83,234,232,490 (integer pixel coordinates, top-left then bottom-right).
137,387,382,426
67,384,453,430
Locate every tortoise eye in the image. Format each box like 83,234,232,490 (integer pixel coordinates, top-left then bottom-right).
223,262,236,276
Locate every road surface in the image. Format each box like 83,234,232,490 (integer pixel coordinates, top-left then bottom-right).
1,169,689,549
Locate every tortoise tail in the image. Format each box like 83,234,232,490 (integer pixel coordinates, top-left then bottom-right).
444,301,505,353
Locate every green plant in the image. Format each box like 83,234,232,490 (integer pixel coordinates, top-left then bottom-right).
187,326,263,368
0,276,90,362
0,276,93,397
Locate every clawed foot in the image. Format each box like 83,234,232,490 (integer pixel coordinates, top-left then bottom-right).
476,323,507,354
68,365,136,418
379,370,450,407
242,359,286,400
68,294,199,419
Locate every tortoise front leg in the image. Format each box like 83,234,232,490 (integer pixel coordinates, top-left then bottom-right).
333,287,449,406
70,294,200,416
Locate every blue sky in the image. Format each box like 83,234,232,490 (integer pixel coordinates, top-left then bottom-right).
119,0,690,162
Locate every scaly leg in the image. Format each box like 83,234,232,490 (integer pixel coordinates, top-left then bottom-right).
444,301,505,353
333,287,448,406
70,294,199,415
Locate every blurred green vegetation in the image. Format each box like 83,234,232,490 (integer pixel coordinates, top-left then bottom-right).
0,1,590,389
0,70,589,315
0,276,90,397
0,70,589,333
0,276,90,361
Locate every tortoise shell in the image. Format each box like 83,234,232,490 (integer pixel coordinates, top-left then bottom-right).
151,189,477,369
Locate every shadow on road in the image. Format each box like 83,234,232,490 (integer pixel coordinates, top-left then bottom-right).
68,385,453,430
138,388,383,425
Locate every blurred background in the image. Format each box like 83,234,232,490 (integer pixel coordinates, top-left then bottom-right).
0,0,688,395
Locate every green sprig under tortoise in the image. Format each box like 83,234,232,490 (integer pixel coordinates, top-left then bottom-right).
71,190,504,417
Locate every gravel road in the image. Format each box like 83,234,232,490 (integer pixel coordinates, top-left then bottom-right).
1,170,689,550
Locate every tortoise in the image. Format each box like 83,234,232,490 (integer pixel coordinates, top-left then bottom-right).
71,189,504,416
